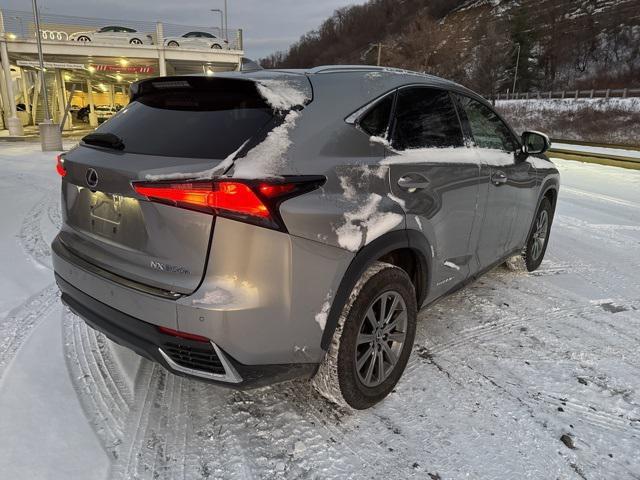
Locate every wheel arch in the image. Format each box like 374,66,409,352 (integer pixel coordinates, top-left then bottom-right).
320,229,431,350
524,178,558,244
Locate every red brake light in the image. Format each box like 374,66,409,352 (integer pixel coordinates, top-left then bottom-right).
133,181,269,217
158,326,210,343
56,154,67,177
133,177,324,231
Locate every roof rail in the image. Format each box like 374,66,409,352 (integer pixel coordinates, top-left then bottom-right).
309,65,388,74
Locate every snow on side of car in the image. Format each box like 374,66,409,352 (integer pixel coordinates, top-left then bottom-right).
335,193,403,252
380,146,517,166
232,110,300,179
314,291,333,330
144,139,250,181
255,79,310,112
231,80,311,178
186,275,257,309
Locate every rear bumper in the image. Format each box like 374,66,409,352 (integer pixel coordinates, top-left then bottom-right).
56,273,318,389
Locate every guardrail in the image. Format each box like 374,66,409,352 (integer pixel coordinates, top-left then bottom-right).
1,9,243,51
549,140,640,170
491,88,640,101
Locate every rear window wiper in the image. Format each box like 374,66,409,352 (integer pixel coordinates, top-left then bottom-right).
82,132,125,150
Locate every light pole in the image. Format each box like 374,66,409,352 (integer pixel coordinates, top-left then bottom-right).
31,0,62,150
512,42,521,95
210,9,223,38
215,0,228,42
224,0,228,42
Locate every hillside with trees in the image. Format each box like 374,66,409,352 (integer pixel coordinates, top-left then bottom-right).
260,0,640,95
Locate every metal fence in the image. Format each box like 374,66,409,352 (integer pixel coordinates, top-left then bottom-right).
1,9,242,50
492,88,640,101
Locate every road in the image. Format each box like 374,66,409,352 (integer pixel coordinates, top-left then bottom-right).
0,143,638,479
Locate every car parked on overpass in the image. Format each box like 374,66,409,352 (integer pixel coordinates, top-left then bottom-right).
53,67,558,410
164,31,228,49
70,26,152,45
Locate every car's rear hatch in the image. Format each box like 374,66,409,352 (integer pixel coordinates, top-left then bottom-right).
58,75,309,295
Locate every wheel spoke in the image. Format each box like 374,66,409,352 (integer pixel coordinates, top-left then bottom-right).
365,309,377,330
383,311,406,334
381,341,397,365
383,295,399,324
378,293,389,325
387,332,406,343
357,346,374,371
376,351,385,382
357,334,374,345
364,351,376,383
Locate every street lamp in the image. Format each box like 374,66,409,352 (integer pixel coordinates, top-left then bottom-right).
210,9,224,38
31,0,62,150
214,0,228,42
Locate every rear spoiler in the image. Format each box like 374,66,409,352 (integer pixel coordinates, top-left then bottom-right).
130,76,257,102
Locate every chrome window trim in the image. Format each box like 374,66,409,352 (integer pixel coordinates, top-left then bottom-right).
344,89,397,126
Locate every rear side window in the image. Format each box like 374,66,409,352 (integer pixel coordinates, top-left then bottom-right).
454,94,518,152
359,95,393,137
392,88,463,150
95,80,274,160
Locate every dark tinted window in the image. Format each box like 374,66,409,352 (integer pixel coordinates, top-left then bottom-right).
455,94,518,152
392,88,463,150
359,95,393,137
95,81,274,159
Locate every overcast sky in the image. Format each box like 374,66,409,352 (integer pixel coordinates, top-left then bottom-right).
2,0,365,58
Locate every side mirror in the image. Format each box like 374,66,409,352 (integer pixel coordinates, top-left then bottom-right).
521,131,550,155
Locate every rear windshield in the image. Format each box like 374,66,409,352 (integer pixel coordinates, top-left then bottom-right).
94,80,274,160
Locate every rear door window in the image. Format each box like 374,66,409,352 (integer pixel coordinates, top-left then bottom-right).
391,87,463,150
454,94,518,152
95,79,274,160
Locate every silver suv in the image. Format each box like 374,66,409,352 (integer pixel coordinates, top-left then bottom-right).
53,66,558,409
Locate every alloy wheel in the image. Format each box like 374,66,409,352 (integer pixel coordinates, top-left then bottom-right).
531,209,549,261
355,291,407,388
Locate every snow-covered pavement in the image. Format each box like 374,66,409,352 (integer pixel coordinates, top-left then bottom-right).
0,143,638,479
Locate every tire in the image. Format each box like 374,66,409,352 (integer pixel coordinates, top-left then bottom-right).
522,197,553,272
129,38,143,45
211,43,223,49
312,262,417,410
167,41,179,47
76,36,91,42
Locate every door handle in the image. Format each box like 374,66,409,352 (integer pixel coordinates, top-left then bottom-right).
398,173,430,190
491,171,508,185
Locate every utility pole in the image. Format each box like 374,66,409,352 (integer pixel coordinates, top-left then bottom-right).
376,43,383,66
32,0,62,150
512,42,521,94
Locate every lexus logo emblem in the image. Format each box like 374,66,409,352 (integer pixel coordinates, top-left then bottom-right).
86,168,99,188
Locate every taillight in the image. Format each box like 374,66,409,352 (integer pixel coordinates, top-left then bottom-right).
132,177,324,231
56,154,67,177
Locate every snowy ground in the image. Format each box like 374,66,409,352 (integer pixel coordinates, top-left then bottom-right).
0,143,639,479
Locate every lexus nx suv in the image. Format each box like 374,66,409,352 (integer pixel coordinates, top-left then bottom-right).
53,66,558,409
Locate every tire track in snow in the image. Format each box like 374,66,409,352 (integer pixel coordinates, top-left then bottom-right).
63,312,134,458
0,283,59,378
533,392,640,436
17,189,58,269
